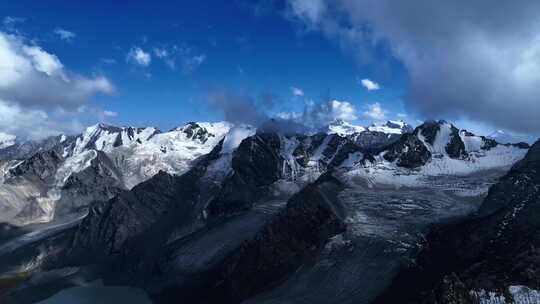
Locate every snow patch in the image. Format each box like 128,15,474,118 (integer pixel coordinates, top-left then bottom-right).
221,125,256,154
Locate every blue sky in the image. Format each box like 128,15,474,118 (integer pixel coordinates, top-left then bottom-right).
0,0,409,135
0,0,538,141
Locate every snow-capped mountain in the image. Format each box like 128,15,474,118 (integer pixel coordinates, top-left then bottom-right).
0,119,534,304
325,119,413,149
367,119,413,134
0,121,232,226
325,119,412,137
340,120,528,188
488,129,533,144
326,119,366,136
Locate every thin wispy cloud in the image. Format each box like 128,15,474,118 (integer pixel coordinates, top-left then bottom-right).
103,110,118,117
53,28,76,42
3,16,25,26
151,45,206,73
363,102,386,121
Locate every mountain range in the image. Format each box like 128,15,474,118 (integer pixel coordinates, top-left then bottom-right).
0,118,537,304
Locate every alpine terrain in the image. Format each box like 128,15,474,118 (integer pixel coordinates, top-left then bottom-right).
0,118,535,304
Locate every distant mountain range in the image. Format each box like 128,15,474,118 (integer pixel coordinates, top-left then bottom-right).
0,119,537,304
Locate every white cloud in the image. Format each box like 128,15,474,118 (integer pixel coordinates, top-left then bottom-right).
363,102,386,120
286,0,540,134
276,111,301,120
103,110,118,117
330,100,357,121
53,28,76,42
0,99,84,140
0,31,114,139
0,32,114,108
360,78,380,91
291,86,305,96
127,47,151,66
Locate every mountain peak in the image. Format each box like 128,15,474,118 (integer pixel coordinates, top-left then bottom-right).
327,119,366,136
368,120,413,134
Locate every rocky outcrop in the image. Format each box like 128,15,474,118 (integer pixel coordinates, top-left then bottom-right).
445,125,467,159
181,122,215,143
384,133,432,168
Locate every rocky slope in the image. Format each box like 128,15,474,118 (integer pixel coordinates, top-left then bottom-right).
375,139,540,304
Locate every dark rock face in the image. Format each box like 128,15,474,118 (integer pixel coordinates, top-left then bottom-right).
207,133,282,217
68,165,205,262
8,149,64,182
376,140,540,303
384,133,432,168
293,134,326,167
350,131,401,150
55,151,126,218
419,120,441,145
445,125,467,159
215,174,346,302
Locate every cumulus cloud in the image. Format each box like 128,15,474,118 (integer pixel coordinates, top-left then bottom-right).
53,28,76,42
363,102,386,121
286,0,540,134
291,86,304,96
0,99,86,140
360,78,380,91
127,47,151,66
0,31,114,139
0,32,114,109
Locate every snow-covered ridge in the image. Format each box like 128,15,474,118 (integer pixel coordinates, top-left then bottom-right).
341,121,528,189
327,119,366,136
68,121,232,188
0,132,16,149
367,120,413,134
326,119,412,136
